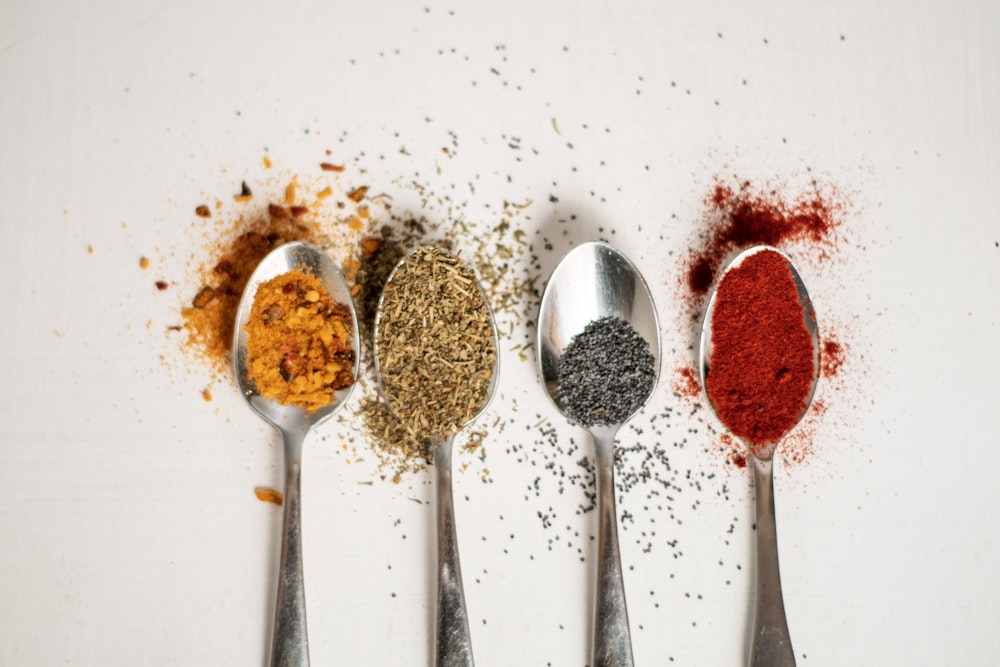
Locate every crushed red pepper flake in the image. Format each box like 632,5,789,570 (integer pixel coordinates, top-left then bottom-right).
195,205,211,218
155,281,169,291
192,286,215,308
320,162,345,172
234,180,253,202
347,186,369,203
254,487,283,505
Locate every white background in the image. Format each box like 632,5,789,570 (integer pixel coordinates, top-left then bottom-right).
2,0,998,665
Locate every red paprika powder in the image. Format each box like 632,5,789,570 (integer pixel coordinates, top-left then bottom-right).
705,248,817,456
688,180,842,295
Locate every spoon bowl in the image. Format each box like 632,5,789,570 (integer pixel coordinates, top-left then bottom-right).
233,241,360,667
698,245,820,667
536,241,660,667
372,247,500,667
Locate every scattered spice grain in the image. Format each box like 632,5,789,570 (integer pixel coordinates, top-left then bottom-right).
254,487,284,505
347,186,369,203
234,181,253,202
195,205,211,218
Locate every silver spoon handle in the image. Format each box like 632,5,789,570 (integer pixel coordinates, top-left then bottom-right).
271,431,309,667
750,456,795,667
434,439,475,667
591,429,634,667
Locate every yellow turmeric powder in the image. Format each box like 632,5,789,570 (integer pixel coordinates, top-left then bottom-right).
244,268,355,413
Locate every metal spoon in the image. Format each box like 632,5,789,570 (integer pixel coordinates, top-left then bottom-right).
536,241,660,667
372,247,500,667
233,241,360,667
699,245,820,667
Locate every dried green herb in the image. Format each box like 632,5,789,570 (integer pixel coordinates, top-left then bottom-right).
375,246,497,443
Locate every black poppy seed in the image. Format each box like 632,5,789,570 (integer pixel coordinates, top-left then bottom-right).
557,317,656,426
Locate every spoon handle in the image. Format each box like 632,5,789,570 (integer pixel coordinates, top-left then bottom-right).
271,431,309,667
591,428,635,667
750,455,796,667
433,439,475,667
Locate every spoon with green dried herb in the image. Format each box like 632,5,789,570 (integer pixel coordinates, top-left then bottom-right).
373,246,499,667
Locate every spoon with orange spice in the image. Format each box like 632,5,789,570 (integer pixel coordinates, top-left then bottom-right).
233,241,360,667
699,246,820,667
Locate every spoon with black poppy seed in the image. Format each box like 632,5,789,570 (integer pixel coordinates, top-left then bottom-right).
536,241,660,667
372,246,500,667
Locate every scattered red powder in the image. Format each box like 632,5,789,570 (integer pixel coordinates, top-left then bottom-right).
730,451,747,468
673,366,701,398
821,338,845,379
687,179,843,295
674,174,860,470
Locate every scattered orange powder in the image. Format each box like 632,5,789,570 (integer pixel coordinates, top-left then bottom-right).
202,387,213,402
140,256,150,270
263,155,272,169
181,206,327,378
178,168,381,383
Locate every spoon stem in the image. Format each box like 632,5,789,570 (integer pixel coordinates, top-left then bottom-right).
271,430,309,667
591,427,634,667
750,455,795,667
433,438,475,667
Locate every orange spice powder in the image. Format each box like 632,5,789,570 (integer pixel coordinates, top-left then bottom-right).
244,268,355,413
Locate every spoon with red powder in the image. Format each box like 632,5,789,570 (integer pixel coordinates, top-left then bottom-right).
699,246,819,667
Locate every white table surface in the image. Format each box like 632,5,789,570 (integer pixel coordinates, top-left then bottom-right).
2,0,998,665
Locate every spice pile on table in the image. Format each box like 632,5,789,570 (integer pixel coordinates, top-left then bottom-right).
179,170,366,380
